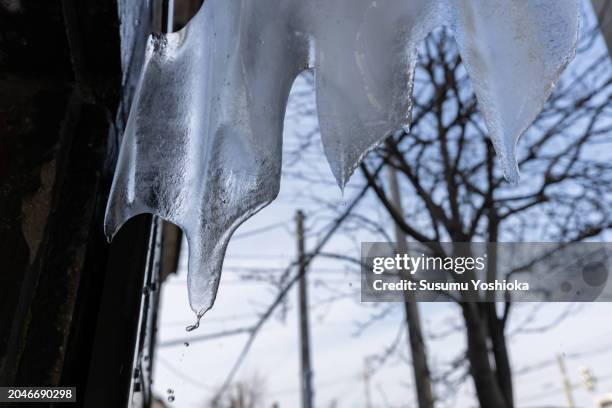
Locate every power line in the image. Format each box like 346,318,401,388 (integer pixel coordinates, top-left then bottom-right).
221,266,355,274
158,327,251,347
226,254,293,259
515,343,612,377
232,221,291,240
156,355,218,391
165,277,357,286
518,361,612,403
161,313,261,326
222,261,354,276
267,374,361,397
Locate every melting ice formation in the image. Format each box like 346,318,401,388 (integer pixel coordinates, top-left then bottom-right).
105,0,580,317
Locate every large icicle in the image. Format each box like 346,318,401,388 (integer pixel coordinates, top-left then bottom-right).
105,0,580,316
105,1,308,316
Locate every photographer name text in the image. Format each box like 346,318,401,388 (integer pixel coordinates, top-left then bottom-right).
371,279,529,292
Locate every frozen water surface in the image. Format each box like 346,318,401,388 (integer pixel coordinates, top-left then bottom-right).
105,0,580,317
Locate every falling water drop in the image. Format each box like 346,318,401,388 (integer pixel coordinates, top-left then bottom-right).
186,314,202,332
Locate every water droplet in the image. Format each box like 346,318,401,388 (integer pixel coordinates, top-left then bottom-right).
167,388,174,395
186,314,202,332
184,342,190,347
168,395,175,402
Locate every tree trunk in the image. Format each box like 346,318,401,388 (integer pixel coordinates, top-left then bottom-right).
485,149,514,407
403,299,435,408
487,305,514,407
462,304,509,408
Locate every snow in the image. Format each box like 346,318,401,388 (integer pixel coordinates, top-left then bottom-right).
105,0,580,316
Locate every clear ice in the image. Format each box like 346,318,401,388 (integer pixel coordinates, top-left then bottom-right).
105,0,580,316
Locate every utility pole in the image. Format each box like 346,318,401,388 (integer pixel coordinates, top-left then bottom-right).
363,358,373,408
557,354,576,408
296,210,314,408
387,163,435,408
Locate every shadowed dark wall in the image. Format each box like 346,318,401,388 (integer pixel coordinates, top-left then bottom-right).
0,1,160,406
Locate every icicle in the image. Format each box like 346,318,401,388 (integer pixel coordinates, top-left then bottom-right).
105,0,308,315
449,0,579,182
105,0,580,317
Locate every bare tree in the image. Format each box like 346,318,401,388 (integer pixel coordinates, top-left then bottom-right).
200,12,611,408
354,22,612,408
209,373,268,408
